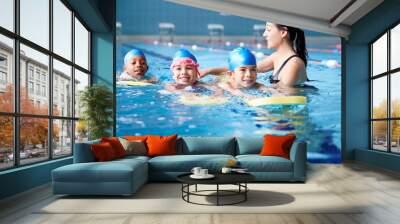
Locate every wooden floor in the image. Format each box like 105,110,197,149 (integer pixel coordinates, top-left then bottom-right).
1,162,400,224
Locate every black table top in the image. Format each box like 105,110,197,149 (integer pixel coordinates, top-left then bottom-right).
177,172,255,185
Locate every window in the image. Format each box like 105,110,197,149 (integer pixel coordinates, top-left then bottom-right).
0,53,8,91
0,54,7,67
35,70,41,81
42,85,46,97
41,73,46,83
35,84,40,95
53,59,72,117
0,0,91,170
0,116,13,170
74,69,89,119
0,0,14,32
0,54,7,89
20,0,49,49
53,0,72,60
28,67,34,80
74,17,90,70
0,35,13,112
0,71,6,85
370,22,400,154
53,119,72,158
28,81,34,94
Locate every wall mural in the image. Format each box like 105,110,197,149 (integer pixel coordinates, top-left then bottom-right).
116,0,342,163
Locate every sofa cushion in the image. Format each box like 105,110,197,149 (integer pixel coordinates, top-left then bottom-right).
179,137,236,155
124,135,148,142
101,137,127,158
236,155,293,172
236,137,263,155
53,159,147,183
149,154,235,172
119,138,147,156
260,134,296,159
91,142,118,161
147,134,177,157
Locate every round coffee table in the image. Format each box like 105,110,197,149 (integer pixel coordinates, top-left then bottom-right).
177,172,255,206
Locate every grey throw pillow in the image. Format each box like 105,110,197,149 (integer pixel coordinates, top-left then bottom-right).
118,137,147,156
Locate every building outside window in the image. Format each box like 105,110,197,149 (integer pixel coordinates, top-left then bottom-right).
370,23,400,154
0,54,7,90
0,0,91,170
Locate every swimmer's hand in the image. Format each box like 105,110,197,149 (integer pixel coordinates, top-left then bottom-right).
141,77,157,84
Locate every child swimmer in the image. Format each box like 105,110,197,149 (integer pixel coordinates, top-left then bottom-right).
119,48,157,83
218,47,274,99
165,48,222,95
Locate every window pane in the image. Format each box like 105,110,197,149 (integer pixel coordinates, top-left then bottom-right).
20,44,49,115
75,120,88,143
372,77,387,119
391,24,400,70
20,0,49,49
391,72,400,118
391,120,400,153
372,33,387,76
53,59,72,117
74,69,89,118
0,0,14,31
0,116,13,170
53,119,72,158
74,18,89,70
0,34,14,112
53,0,71,60
372,121,388,151
20,117,49,165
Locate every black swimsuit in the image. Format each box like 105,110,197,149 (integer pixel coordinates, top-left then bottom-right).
269,55,308,84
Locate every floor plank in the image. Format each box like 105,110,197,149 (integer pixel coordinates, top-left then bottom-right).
1,162,400,224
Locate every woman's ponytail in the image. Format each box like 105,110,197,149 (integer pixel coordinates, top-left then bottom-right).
277,25,308,66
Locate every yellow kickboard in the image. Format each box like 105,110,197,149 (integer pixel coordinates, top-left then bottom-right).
117,80,153,86
179,95,228,106
247,96,307,106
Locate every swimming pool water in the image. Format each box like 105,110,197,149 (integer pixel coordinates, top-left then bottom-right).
116,41,342,163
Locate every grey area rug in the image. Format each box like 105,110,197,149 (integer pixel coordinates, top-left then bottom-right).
37,183,362,214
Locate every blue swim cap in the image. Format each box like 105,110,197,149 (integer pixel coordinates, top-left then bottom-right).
124,48,146,65
228,47,256,71
173,48,197,62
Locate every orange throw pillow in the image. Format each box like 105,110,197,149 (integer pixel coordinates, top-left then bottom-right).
146,134,177,157
260,134,296,159
91,142,117,161
124,135,148,142
101,137,127,158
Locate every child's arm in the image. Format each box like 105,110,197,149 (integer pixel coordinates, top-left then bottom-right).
141,76,158,83
199,67,228,78
198,82,224,96
218,82,255,100
255,83,281,96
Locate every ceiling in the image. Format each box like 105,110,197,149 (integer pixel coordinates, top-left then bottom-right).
166,0,384,38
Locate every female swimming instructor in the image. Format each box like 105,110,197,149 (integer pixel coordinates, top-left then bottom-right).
200,22,309,88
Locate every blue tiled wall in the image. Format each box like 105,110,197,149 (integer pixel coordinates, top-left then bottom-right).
344,0,400,171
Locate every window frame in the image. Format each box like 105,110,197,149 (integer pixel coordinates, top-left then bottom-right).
0,0,92,171
370,19,400,154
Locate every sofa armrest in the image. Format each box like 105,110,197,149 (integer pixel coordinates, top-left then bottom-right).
289,141,307,181
73,140,100,163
